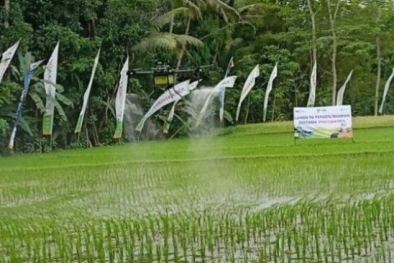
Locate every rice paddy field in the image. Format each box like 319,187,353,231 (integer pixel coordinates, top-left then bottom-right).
1,116,394,263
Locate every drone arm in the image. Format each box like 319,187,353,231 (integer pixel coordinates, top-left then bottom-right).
128,69,154,75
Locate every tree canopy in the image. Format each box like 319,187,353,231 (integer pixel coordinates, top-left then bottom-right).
1,0,394,155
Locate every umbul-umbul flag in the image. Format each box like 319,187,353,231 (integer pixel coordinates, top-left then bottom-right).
336,70,353,106
307,59,317,107
135,79,191,132
379,68,394,114
235,64,259,122
263,63,278,122
218,56,234,122
0,39,20,86
74,48,101,134
113,56,129,139
164,80,199,133
43,42,59,135
195,75,237,127
8,59,44,150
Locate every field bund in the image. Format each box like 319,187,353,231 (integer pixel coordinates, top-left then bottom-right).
0,116,394,262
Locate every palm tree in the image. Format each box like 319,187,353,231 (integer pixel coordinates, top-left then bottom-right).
153,0,242,68
180,0,242,68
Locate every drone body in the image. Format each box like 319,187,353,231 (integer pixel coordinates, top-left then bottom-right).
129,61,211,90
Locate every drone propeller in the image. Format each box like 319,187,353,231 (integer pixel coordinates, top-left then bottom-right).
173,68,196,73
176,64,213,72
199,64,213,68
129,69,154,75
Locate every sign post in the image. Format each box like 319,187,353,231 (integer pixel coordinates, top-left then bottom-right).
293,105,353,141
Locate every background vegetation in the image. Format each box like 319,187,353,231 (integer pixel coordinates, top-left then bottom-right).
1,0,394,155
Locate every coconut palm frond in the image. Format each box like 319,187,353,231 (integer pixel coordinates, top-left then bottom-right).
172,33,204,47
133,33,178,53
182,0,203,19
154,7,190,28
200,21,255,40
237,3,271,14
206,0,242,22
133,33,203,53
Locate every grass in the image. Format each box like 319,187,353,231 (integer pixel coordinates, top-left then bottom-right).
0,115,394,262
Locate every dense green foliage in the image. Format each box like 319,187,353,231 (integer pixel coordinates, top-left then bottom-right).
0,116,394,262
0,0,394,154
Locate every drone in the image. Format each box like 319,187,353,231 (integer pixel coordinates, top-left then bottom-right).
128,61,212,90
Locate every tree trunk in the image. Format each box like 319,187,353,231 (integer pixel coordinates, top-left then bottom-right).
327,0,341,105
4,0,9,28
169,0,174,33
175,16,191,69
307,0,317,67
375,36,381,116
374,7,382,116
307,0,318,107
169,15,174,33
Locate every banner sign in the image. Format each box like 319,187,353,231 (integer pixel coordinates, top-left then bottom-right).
43,42,59,135
263,63,278,122
379,68,394,114
195,75,237,128
75,48,101,134
293,105,353,139
164,80,199,133
236,64,259,122
336,70,353,106
8,60,44,150
135,79,191,132
0,39,20,86
219,56,234,122
307,60,317,107
113,56,129,139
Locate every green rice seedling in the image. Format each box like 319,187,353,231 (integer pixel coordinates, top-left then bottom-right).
1,118,394,262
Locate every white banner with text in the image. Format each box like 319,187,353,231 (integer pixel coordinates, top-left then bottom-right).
293,105,353,139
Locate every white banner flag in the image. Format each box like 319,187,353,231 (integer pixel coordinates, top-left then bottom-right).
135,79,191,132
0,39,20,86
188,80,199,92
378,68,394,114
218,56,235,122
43,42,59,135
307,60,317,107
263,63,278,122
9,60,44,150
294,105,353,139
163,80,200,133
164,100,178,134
235,64,259,122
113,56,129,138
75,48,101,133
336,70,353,106
195,75,237,127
